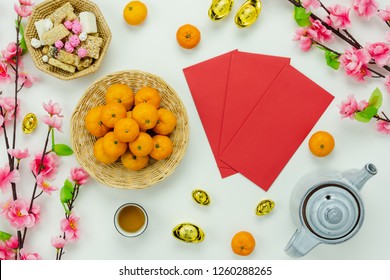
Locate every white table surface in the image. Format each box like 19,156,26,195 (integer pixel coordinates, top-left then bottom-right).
1,0,389,260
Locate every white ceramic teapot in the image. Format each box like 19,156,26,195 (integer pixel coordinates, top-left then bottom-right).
285,163,377,258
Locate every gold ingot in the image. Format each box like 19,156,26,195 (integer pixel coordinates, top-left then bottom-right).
192,189,210,206
234,0,262,28
22,113,38,134
208,0,234,21
255,199,275,216
172,223,205,243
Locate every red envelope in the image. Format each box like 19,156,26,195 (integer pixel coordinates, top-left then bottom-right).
220,65,334,191
183,50,238,178
219,51,290,160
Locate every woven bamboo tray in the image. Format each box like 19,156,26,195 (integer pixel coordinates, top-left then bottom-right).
24,0,111,80
71,70,190,189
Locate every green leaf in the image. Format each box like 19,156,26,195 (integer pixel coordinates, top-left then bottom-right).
15,20,28,55
0,231,12,241
324,50,340,70
294,6,311,27
368,87,382,110
355,106,378,123
53,144,74,156
60,179,74,215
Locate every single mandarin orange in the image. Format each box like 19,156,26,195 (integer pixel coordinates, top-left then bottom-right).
114,118,140,143
105,83,134,111
85,105,110,137
93,137,118,164
102,131,128,158
123,1,147,26
308,131,335,157
100,103,127,128
132,103,158,130
121,151,149,171
129,132,154,157
149,135,173,160
231,231,256,256
153,108,177,135
176,24,201,49
134,86,161,109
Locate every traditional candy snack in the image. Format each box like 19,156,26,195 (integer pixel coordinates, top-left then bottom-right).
30,2,103,74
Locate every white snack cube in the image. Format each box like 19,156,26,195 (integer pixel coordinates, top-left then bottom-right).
79,12,97,34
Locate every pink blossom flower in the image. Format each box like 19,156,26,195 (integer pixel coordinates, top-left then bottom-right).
376,120,390,134
36,174,58,194
307,19,333,43
293,28,313,52
51,236,66,249
8,148,30,160
41,115,63,132
70,167,89,185
385,76,390,94
339,94,361,119
30,152,59,180
20,249,41,260
353,0,378,19
19,0,34,6
0,241,14,260
0,163,20,193
301,0,321,11
6,236,19,249
0,97,20,121
4,199,39,229
18,72,38,88
43,100,63,117
339,48,371,81
0,62,11,84
328,4,351,29
365,42,390,67
378,6,390,21
0,199,12,216
1,42,22,63
61,213,80,242
14,3,32,17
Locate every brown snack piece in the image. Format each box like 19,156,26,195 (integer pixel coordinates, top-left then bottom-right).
48,57,76,73
80,36,103,59
41,24,70,46
48,46,80,66
77,57,94,71
65,11,78,22
48,2,74,26
42,45,50,55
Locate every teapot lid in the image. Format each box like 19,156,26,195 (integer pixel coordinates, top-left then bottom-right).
302,184,362,240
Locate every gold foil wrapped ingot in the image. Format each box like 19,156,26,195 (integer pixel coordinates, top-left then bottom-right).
192,189,210,206
172,223,205,243
234,0,262,28
255,199,275,216
22,113,38,134
208,0,234,21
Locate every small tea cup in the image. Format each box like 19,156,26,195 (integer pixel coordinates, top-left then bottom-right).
114,203,148,237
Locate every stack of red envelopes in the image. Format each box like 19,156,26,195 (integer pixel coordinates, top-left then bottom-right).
183,50,334,191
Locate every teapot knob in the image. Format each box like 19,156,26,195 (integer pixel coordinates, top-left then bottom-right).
285,228,321,258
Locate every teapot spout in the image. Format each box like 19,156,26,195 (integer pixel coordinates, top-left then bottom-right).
285,228,321,258
343,163,377,191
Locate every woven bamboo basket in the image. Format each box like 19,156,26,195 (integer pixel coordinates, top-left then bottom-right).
24,0,111,80
71,70,190,189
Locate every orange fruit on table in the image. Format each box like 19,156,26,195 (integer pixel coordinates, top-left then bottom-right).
129,132,154,157
100,103,127,128
121,151,149,171
308,131,335,157
231,231,256,256
134,86,161,109
149,135,173,160
153,108,177,135
85,105,110,137
114,118,140,143
106,83,134,111
93,137,118,164
102,131,128,158
176,24,201,49
123,1,148,26
132,103,158,130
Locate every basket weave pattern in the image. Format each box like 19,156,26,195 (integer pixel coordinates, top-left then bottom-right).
71,70,190,189
24,0,111,80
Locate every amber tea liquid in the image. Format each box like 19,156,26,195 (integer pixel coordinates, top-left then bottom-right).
117,205,146,233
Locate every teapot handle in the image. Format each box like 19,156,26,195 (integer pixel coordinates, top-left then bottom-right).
284,228,321,258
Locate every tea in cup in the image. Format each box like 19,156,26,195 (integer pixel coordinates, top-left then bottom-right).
114,203,148,237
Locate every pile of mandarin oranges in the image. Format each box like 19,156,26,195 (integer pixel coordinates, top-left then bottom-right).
84,84,177,171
